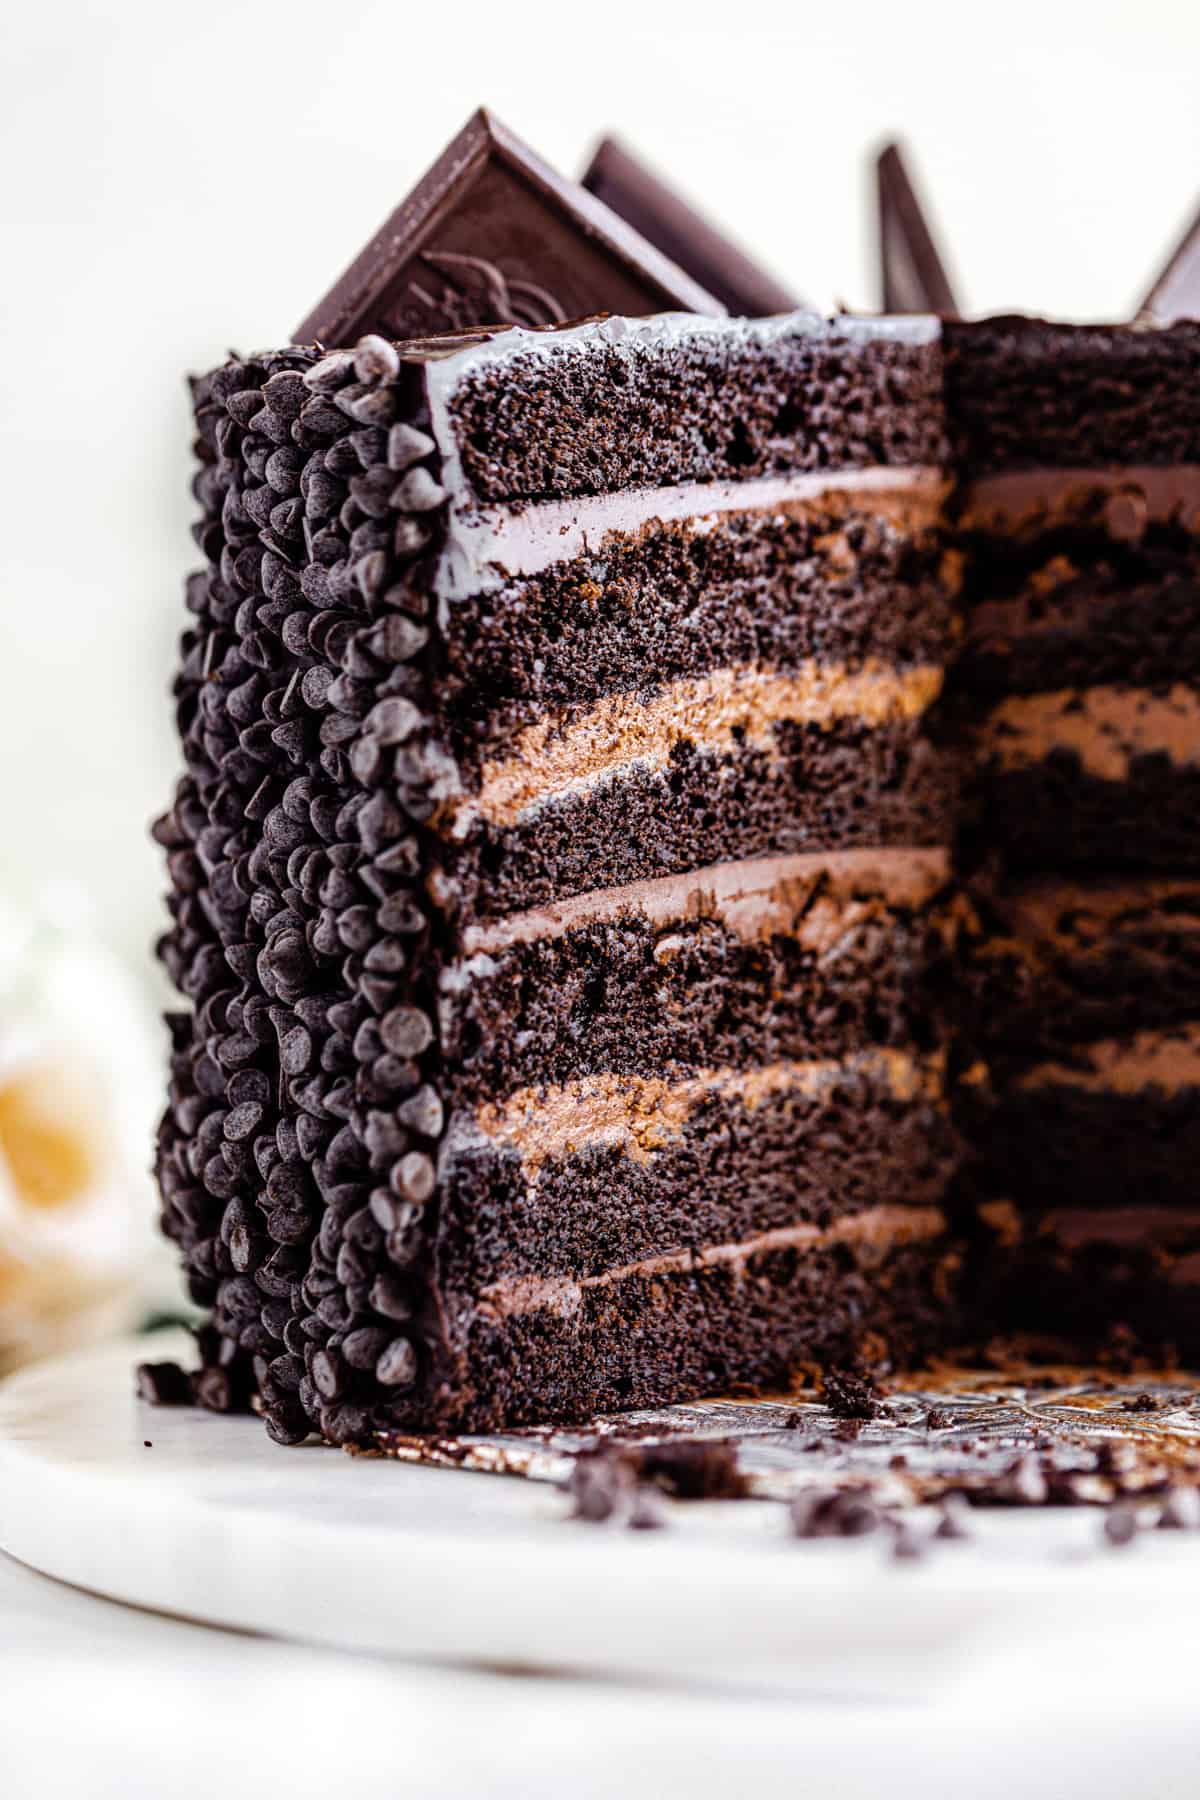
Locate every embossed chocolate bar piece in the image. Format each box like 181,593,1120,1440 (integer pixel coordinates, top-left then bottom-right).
877,141,960,317
294,108,724,347
1141,195,1200,326
581,135,801,318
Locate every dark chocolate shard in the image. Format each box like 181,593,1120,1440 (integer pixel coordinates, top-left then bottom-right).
294,109,724,348
876,142,960,317
580,135,802,318
1140,195,1200,325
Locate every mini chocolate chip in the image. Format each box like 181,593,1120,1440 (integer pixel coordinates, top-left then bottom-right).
398,1085,444,1138
265,1410,311,1447
380,1005,433,1057
354,334,400,384
387,423,436,471
369,1272,414,1321
364,696,423,745
376,1336,418,1388
392,468,447,512
303,351,357,391
393,516,432,559
135,1361,192,1407
319,1402,372,1445
223,1101,264,1142
343,1326,392,1371
228,1224,269,1273
191,1366,234,1413
310,1347,345,1401
566,1450,635,1523
392,1151,436,1204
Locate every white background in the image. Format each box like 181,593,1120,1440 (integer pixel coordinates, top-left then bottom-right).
2,0,1199,989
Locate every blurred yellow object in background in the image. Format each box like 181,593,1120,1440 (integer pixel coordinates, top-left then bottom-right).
0,1063,105,1214
0,889,169,1373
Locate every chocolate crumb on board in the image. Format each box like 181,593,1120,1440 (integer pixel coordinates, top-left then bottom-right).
135,1361,192,1407
633,1439,747,1500
822,1368,884,1421
1103,1503,1141,1547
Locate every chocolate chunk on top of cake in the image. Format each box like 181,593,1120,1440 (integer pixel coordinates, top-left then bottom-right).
294,108,724,349
157,310,966,1440
876,142,960,318
581,135,803,317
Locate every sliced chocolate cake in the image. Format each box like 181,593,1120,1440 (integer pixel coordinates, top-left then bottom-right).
155,311,966,1439
153,118,1200,1445
948,317,1200,1352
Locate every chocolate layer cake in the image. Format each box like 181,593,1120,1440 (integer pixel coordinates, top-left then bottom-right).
154,115,1200,1440
949,317,1200,1349
155,311,967,1439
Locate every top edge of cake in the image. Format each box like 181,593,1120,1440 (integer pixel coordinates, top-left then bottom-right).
946,315,1200,474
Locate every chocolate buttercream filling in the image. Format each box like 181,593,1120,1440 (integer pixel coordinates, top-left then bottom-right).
439,660,944,836
977,682,1200,780
453,845,951,957
1015,1021,1200,1096
474,1203,948,1322
958,464,1200,540
465,1048,944,1178
434,464,950,599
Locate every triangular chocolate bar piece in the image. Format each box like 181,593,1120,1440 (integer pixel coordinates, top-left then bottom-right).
294,109,724,347
1140,195,1200,325
877,142,960,317
581,136,802,318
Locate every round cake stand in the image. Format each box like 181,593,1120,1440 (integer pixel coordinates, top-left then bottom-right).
2,1332,1198,1696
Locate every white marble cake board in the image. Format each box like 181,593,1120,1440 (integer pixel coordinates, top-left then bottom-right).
4,1332,1200,1699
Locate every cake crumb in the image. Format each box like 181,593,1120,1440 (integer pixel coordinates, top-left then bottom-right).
822,1368,883,1420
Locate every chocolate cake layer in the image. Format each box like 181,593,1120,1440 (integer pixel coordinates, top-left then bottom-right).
969,876,1200,1058
431,1209,957,1428
441,849,955,1100
438,1052,955,1294
441,313,946,503
945,318,1200,473
441,480,957,722
438,713,958,921
972,1203,1200,1361
963,1023,1200,1212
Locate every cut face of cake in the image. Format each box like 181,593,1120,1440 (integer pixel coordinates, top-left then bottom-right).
948,317,1200,1352
156,313,966,1440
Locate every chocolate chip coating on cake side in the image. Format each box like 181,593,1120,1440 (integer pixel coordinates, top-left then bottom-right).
155,335,457,1445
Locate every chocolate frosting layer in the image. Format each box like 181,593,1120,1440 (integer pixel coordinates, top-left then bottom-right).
977,683,1200,780
1016,1022,1200,1096
466,1048,944,1177
441,661,944,836
455,846,951,956
433,464,950,600
958,464,1200,541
